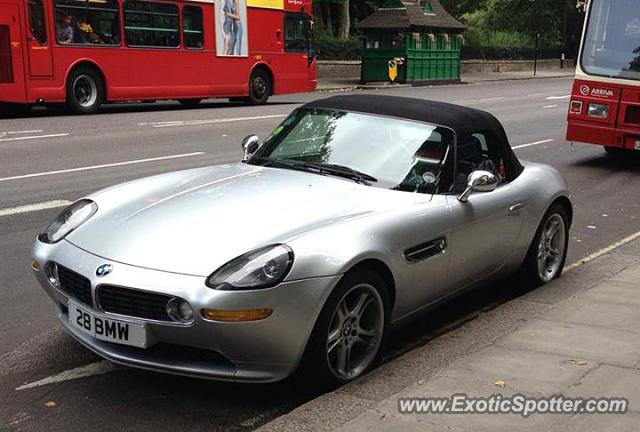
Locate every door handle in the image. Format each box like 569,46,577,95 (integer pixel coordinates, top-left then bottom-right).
508,203,525,214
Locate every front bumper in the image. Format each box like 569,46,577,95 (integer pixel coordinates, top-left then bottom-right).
32,239,340,382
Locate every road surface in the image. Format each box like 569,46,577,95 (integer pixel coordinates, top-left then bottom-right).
1,77,639,431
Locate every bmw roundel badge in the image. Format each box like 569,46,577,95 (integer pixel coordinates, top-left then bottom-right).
96,264,113,277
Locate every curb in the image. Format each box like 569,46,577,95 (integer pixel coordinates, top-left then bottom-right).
315,73,574,93
256,235,640,432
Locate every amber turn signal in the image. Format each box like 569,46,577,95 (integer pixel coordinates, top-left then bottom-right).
569,100,583,114
31,260,41,271
201,308,273,322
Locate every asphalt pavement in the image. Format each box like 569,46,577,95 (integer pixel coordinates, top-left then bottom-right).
1,77,640,431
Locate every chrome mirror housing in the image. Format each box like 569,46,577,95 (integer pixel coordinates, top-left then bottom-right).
458,170,498,202
241,135,260,162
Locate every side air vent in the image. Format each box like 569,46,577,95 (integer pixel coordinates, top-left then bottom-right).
404,237,447,263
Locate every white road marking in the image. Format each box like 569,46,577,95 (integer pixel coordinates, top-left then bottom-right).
0,200,72,217
139,114,287,128
15,361,115,391
479,97,505,102
543,104,559,109
456,97,505,104
12,230,640,390
0,152,205,183
513,139,555,149
566,231,640,272
527,93,545,97
545,95,571,100
137,120,184,126
6,129,43,135
0,133,69,143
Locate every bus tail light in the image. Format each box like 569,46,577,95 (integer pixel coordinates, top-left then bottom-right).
569,100,583,114
588,103,609,119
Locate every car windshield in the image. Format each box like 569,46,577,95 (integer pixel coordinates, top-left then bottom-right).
581,0,640,81
249,108,453,193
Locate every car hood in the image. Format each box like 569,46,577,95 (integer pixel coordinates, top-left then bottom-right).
66,163,414,276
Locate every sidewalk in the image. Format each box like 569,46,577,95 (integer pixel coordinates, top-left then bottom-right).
258,235,640,432
317,69,575,92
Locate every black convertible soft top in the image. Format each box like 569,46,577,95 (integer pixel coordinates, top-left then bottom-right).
303,95,524,180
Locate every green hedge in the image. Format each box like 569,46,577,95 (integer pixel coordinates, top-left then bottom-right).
313,36,564,61
461,46,564,60
315,36,362,60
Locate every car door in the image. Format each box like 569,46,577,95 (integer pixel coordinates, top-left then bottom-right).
381,127,457,319
446,131,525,289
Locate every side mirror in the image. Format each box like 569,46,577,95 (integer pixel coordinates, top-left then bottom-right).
241,135,260,162
458,170,498,203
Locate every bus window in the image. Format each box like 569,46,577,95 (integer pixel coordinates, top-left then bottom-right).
582,0,640,81
124,0,179,48
54,0,120,45
183,5,203,49
284,13,307,53
28,0,47,45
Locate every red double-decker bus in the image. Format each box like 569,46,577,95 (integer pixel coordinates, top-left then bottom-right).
566,0,640,155
0,0,316,114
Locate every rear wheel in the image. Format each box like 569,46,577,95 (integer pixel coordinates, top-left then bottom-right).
520,203,569,287
178,98,202,108
300,269,389,386
66,66,104,115
246,69,271,105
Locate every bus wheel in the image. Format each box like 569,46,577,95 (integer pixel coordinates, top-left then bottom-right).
246,69,271,105
178,98,202,108
66,67,104,115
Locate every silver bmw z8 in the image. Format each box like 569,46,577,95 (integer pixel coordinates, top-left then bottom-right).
32,95,572,384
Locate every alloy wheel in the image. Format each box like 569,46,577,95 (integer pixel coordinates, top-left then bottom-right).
536,213,566,282
326,283,384,380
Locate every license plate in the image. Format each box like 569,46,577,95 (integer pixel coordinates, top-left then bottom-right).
69,302,148,348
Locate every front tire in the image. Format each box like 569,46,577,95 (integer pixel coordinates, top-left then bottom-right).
301,269,389,386
246,69,271,105
520,203,569,287
66,67,104,115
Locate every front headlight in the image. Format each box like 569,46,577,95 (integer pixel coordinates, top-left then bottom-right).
38,199,98,244
206,244,294,290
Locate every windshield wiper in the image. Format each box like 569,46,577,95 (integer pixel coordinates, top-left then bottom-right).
258,158,378,185
258,158,308,171
300,162,378,185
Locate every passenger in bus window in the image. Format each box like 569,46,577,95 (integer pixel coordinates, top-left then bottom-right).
56,13,73,44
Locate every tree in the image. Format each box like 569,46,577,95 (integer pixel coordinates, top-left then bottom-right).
337,0,350,40
314,0,384,40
